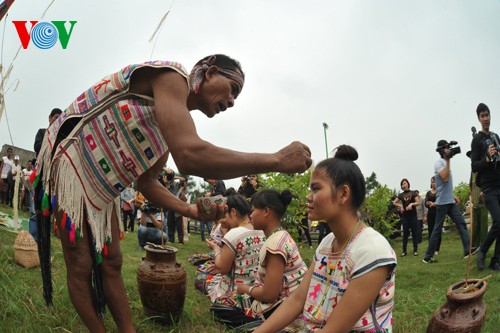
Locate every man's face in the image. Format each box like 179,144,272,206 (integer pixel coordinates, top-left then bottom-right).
478,111,490,132
49,113,61,125
7,149,13,158
198,67,241,118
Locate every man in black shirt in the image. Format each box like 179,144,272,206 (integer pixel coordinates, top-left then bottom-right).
34,108,62,157
471,103,500,271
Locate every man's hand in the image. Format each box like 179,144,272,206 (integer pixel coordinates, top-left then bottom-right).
185,198,227,221
488,144,498,160
275,141,312,173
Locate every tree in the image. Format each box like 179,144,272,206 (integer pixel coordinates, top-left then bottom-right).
259,169,312,232
454,181,469,212
365,172,381,195
360,185,399,239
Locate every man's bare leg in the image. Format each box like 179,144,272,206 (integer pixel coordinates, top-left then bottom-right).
100,207,135,333
58,211,107,332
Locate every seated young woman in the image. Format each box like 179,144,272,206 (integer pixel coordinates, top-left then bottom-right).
205,193,266,328
236,189,307,321
253,145,397,333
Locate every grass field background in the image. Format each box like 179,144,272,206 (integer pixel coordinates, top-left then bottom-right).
0,209,498,332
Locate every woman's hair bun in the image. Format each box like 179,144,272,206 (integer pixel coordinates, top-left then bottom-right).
334,145,358,162
279,189,293,206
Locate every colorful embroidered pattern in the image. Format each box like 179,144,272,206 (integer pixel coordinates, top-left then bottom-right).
300,227,397,332
207,227,265,303
36,60,188,252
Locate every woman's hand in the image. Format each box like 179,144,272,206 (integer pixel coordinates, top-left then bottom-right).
236,284,250,295
205,239,218,251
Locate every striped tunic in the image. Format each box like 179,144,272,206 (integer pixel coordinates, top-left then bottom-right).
36,60,188,252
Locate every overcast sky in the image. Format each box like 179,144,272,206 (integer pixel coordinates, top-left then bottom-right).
1,0,500,193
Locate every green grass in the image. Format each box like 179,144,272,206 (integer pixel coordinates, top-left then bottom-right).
0,220,499,332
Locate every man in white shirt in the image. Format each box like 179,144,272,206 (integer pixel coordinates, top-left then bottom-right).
11,155,22,207
0,147,14,206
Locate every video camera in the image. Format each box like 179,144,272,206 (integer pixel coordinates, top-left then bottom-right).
484,132,500,167
436,140,461,159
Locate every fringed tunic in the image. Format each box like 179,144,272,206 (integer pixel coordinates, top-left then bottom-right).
36,60,188,253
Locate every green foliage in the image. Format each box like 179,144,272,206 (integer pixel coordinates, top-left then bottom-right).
454,181,469,212
259,169,312,232
360,185,398,239
365,171,381,195
187,179,212,204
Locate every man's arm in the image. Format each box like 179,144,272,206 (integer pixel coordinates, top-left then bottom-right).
34,129,45,156
136,152,225,222
150,215,163,229
139,212,147,226
471,135,490,173
438,159,451,183
129,68,312,179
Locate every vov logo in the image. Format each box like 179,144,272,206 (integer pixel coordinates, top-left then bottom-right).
12,20,77,49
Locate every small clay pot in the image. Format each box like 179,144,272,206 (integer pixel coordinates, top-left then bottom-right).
427,278,488,333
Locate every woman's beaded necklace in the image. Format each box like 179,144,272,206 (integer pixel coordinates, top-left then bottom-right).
267,225,283,238
312,219,362,328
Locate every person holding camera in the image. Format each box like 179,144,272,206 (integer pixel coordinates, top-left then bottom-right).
423,140,472,264
471,103,500,271
238,174,259,198
137,202,167,250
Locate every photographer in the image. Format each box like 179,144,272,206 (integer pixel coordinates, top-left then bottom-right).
137,202,167,250
423,140,471,264
471,103,500,271
237,174,259,198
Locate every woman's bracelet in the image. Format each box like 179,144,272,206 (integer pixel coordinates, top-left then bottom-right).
248,285,256,297
214,251,222,258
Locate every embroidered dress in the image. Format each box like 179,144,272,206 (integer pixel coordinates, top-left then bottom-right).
300,227,397,332
207,226,265,303
35,60,188,253
251,229,307,317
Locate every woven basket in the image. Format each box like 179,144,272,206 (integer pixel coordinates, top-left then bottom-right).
14,230,40,268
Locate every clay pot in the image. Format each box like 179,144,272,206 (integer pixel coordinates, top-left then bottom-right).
137,245,186,324
427,279,488,333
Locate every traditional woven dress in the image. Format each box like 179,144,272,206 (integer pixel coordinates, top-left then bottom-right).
35,60,188,254
250,229,307,318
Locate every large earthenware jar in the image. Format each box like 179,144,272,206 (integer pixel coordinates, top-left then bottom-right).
427,279,488,333
137,245,186,324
